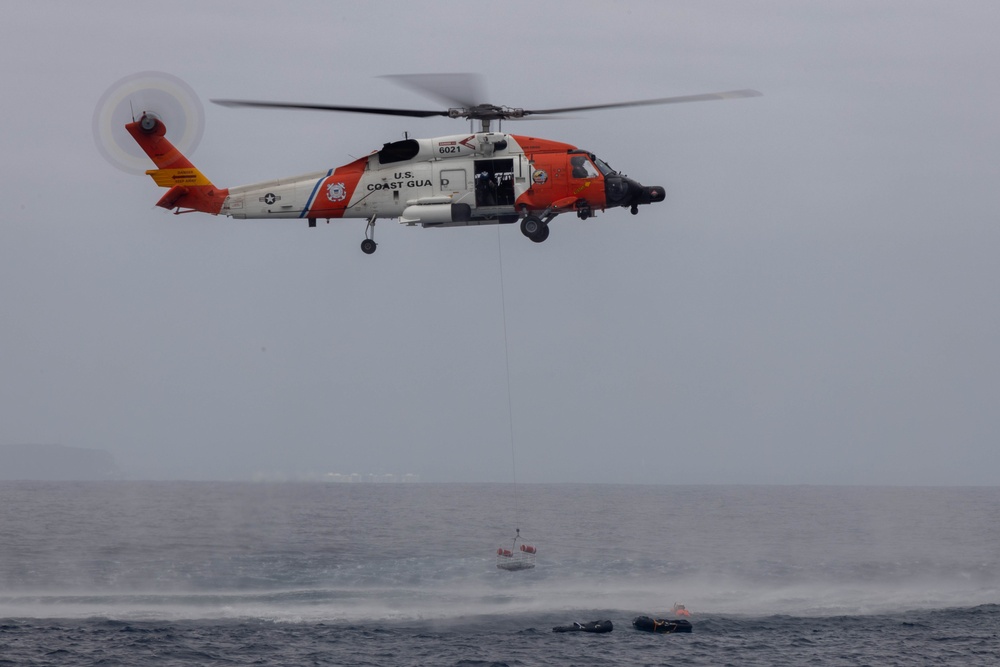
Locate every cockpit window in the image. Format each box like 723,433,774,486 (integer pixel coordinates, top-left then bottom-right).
570,155,600,179
378,139,420,164
593,158,616,176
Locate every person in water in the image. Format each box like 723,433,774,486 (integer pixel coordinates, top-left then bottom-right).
672,603,691,617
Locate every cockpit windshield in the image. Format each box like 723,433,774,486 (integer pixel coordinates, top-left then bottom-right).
593,157,616,176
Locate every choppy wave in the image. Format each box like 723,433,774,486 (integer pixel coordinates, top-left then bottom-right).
1,605,998,667
1,482,997,663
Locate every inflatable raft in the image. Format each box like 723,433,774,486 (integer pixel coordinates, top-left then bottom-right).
552,620,613,633
632,616,693,633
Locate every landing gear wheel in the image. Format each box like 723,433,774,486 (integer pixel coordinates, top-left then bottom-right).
520,215,543,238
361,215,378,255
630,205,639,215
530,225,550,243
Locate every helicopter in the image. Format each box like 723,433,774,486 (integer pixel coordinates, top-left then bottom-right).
120,74,760,254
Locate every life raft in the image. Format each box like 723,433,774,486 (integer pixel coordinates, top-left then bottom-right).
632,616,693,633
552,620,613,633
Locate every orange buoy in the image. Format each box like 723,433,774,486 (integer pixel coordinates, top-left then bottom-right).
520,544,536,554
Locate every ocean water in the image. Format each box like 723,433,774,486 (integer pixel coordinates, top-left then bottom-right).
0,482,997,665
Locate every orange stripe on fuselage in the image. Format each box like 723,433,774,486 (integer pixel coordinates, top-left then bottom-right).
303,156,367,219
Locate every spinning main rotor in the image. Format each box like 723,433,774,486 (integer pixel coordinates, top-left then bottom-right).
213,73,761,132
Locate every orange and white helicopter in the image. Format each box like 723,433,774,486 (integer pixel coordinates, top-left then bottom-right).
120,74,760,254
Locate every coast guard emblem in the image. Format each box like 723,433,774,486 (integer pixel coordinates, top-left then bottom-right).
326,182,347,202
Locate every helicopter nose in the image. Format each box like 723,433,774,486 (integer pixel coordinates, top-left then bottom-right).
604,174,666,210
633,184,666,205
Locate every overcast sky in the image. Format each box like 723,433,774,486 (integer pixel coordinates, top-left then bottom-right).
2,1,999,484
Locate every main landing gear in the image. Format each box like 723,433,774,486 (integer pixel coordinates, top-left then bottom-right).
361,214,377,254
520,215,550,243
520,203,586,243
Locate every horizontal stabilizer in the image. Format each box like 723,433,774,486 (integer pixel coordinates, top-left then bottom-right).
146,167,213,187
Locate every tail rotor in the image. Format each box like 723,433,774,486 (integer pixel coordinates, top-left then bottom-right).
93,71,205,174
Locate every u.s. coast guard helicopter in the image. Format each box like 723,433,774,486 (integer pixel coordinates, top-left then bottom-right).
118,73,760,254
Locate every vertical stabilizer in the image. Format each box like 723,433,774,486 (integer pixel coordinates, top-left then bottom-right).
126,115,228,214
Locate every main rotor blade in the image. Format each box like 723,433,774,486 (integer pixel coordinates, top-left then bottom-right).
380,73,487,109
211,99,449,118
523,89,762,116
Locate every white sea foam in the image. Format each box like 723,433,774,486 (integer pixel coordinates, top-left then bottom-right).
1,483,997,622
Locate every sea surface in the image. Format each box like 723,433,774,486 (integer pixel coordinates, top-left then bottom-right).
0,482,997,665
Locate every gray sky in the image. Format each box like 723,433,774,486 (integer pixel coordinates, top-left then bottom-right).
3,1,999,484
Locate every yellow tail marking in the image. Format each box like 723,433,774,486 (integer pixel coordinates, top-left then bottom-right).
145,168,212,187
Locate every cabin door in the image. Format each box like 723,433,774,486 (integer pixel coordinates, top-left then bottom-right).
436,167,471,202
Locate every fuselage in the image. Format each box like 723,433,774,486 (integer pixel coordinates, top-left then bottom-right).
126,115,664,252
219,132,661,227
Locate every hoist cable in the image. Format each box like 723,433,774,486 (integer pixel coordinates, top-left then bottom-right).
496,225,519,531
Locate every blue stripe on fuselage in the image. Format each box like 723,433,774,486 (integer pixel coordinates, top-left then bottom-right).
300,169,334,218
